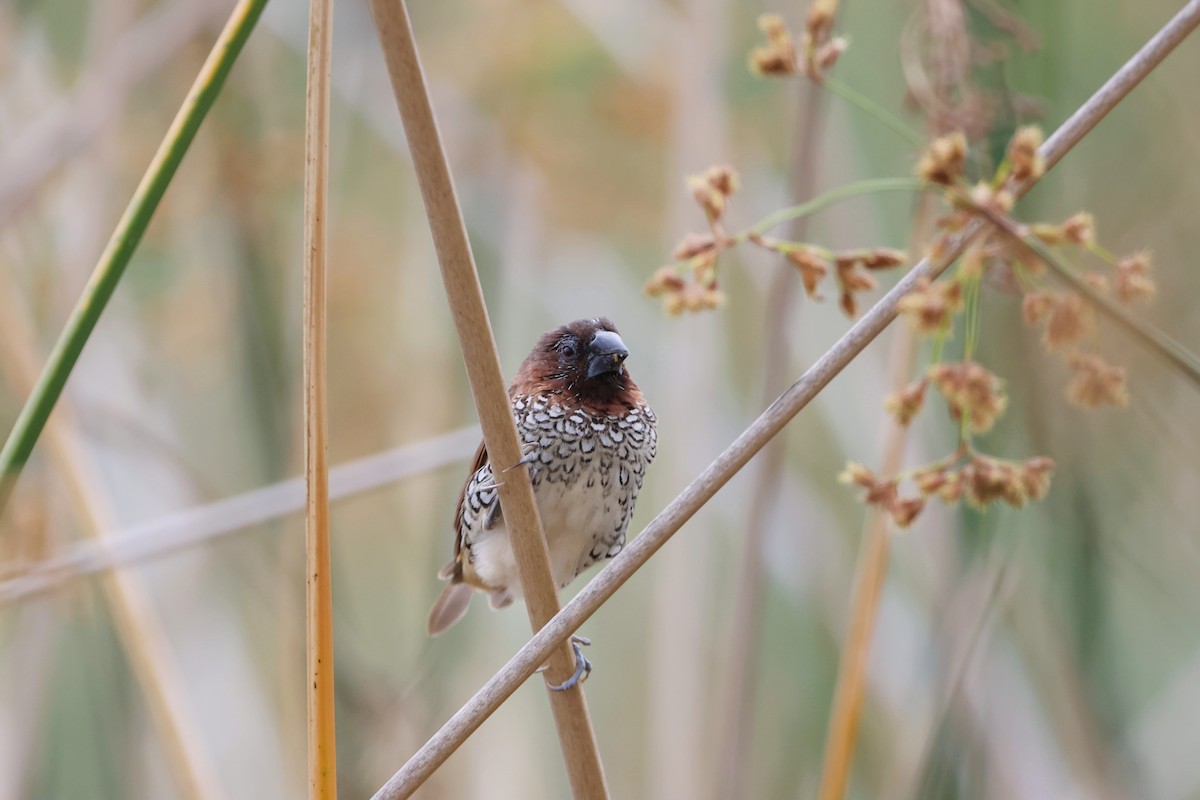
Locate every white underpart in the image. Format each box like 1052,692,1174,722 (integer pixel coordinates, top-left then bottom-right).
471,473,613,602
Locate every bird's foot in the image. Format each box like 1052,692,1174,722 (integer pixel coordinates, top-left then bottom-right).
542,635,592,692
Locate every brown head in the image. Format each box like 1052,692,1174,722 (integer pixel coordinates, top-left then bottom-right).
511,317,645,414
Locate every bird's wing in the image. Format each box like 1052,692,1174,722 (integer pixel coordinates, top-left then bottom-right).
450,440,489,561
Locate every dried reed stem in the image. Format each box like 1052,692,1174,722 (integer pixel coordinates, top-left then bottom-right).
0,427,481,605
303,0,337,794
815,313,921,800
716,76,828,798
0,0,269,518
0,267,222,800
368,6,1200,792
366,1,608,797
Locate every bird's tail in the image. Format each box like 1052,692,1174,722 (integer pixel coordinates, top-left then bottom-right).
427,579,472,636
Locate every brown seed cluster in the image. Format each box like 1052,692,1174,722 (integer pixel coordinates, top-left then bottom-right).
897,277,965,334
688,165,740,226
838,462,925,528
646,166,742,315
649,163,908,318
750,14,799,77
783,247,830,299
884,379,928,427
1006,125,1045,183
750,3,847,81
1065,353,1129,408
928,361,1009,434
916,131,968,186
1115,252,1156,304
841,452,1056,524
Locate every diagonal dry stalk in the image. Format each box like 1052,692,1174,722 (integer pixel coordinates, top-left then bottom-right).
0,427,481,605
366,1,609,797
0,266,223,800
367,3,1200,794
303,0,337,794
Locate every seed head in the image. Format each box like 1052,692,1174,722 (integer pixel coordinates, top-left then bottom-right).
750,14,799,76
890,496,925,528
962,455,1024,509
914,466,949,496
916,132,969,186
861,247,908,270
671,232,719,261
897,277,965,335
785,248,830,299
1059,212,1096,246
687,165,740,224
1042,292,1095,351
1115,252,1156,304
884,379,928,427
1019,456,1056,502
1066,353,1129,407
837,262,878,293
1007,125,1045,183
839,289,858,318
838,461,875,489
927,361,1009,434
645,267,686,298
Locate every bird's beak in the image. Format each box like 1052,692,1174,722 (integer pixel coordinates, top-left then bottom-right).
587,330,629,379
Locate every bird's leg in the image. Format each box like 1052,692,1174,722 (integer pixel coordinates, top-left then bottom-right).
540,635,592,692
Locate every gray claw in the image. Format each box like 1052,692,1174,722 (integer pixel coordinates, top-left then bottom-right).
547,639,592,692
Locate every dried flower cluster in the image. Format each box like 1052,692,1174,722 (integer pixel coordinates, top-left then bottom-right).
909,125,1157,410
646,164,906,318
896,277,963,334
1006,125,1046,183
653,21,1168,533
847,352,1054,522
912,455,1055,510
749,6,847,81
915,131,968,186
838,463,925,528
645,166,740,316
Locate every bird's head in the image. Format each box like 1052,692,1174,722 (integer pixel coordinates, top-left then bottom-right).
514,317,642,410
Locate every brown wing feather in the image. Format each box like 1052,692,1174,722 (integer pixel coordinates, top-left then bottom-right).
441,440,490,581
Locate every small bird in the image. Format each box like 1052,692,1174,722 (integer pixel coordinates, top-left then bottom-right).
428,317,657,648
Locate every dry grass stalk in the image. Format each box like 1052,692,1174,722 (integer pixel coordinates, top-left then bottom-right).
0,266,222,800
367,6,1200,792
716,76,829,798
366,1,609,797
816,319,920,800
302,0,337,794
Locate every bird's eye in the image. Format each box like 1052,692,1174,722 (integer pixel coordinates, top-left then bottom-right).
560,343,577,359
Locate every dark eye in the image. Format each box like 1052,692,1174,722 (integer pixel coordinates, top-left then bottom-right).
560,343,577,359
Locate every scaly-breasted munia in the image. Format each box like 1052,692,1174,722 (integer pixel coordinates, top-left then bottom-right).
428,318,657,646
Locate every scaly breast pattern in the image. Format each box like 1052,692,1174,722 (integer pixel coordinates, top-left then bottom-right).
460,394,657,596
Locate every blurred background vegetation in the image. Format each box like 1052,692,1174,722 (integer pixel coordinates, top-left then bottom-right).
1,0,1199,798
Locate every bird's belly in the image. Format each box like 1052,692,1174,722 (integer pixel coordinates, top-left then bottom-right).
469,462,634,600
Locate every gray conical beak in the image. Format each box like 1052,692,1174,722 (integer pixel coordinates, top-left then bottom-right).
587,330,629,378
